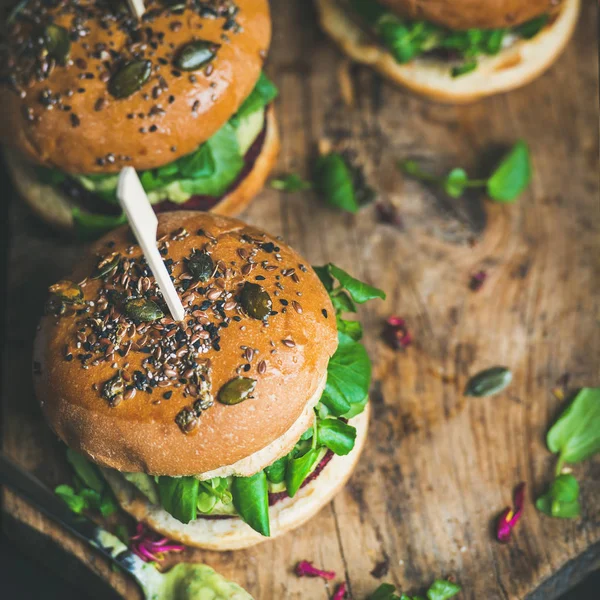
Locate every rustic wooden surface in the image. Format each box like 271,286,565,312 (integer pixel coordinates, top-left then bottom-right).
1,1,599,599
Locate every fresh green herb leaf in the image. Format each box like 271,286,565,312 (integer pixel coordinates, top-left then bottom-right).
321,339,371,416
72,208,127,240
486,140,532,202
55,484,86,514
451,60,477,77
66,449,105,493
400,140,532,203
367,583,401,600
315,152,360,213
443,168,469,197
235,72,278,120
514,15,548,39
328,264,386,304
285,448,320,497
536,474,581,519
464,366,512,397
426,580,461,600
99,488,118,517
313,265,334,292
270,173,312,192
176,142,216,179
331,291,357,313
318,419,357,455
231,471,270,536
157,476,199,524
546,388,600,466
264,456,287,484
336,317,363,341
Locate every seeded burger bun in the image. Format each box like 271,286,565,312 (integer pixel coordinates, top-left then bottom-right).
2,0,279,231
34,211,338,476
316,0,579,102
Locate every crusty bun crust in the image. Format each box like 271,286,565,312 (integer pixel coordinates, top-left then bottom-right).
316,0,579,103
103,405,369,550
34,211,338,476
1,0,271,174
378,0,559,31
4,105,279,232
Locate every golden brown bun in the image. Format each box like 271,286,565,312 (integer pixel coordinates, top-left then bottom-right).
34,211,338,476
103,405,369,550
4,106,279,232
378,0,559,30
1,0,271,174
317,0,579,103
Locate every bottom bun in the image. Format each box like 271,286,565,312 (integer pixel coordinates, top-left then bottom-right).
103,404,369,551
316,0,580,103
4,105,279,232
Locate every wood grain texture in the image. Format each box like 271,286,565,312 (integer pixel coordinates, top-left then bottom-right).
1,1,599,599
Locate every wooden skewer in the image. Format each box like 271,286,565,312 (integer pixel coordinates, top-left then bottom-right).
116,167,186,323
126,0,146,20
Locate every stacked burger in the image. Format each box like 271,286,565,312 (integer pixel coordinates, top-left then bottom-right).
34,211,384,549
1,0,279,234
316,0,580,102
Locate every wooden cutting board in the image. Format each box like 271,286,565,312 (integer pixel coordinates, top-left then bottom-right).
1,1,599,599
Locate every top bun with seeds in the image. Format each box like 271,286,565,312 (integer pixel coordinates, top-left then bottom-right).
33,211,338,476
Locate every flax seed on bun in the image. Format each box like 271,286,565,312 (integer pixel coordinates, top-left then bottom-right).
33,211,338,476
1,0,271,174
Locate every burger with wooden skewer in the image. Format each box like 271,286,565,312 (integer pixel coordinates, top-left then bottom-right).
315,0,580,102
1,0,279,235
33,201,385,550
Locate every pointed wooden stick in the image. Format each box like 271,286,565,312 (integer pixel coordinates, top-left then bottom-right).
117,167,185,322
126,0,146,20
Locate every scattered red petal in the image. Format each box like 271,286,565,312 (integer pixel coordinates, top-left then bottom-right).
130,522,185,562
496,482,526,543
295,560,336,581
375,202,403,228
332,582,347,600
469,270,487,291
384,316,413,349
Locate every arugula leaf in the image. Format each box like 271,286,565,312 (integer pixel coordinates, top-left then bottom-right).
55,484,86,514
368,583,401,600
400,140,532,203
337,317,363,341
546,388,600,466
486,140,532,202
318,419,357,455
66,449,105,493
426,580,461,600
72,208,127,240
315,153,359,213
270,173,312,192
231,471,270,536
235,72,278,120
328,264,386,303
536,474,581,519
264,456,287,484
285,448,320,497
157,476,199,524
443,168,468,197
321,339,371,416
331,291,357,313
313,265,334,292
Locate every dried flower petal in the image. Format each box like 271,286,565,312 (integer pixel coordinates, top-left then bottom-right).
469,270,487,291
496,482,526,543
129,522,185,562
384,316,413,349
332,582,347,600
295,560,336,581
